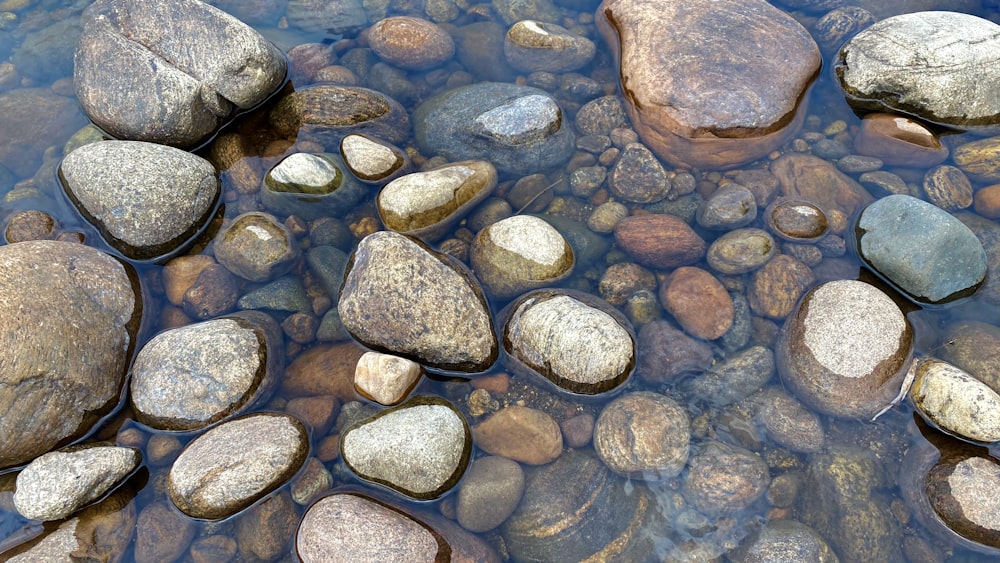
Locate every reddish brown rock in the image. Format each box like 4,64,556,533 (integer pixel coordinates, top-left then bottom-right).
613,214,706,269
281,341,367,401
596,0,820,169
660,266,733,340
770,154,874,219
748,254,815,320
367,17,455,71
472,406,563,465
853,113,948,167
974,184,1000,219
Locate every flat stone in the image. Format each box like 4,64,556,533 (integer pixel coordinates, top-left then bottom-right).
614,213,706,269
286,0,367,34
504,20,596,73
771,153,873,219
593,391,690,480
706,228,777,275
269,85,410,150
954,136,1000,181
472,405,563,465
470,214,574,300
684,345,775,406
134,501,197,563
923,165,973,212
339,133,410,184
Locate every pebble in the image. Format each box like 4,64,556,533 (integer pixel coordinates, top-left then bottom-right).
182,263,239,320
4,209,57,243
339,133,410,184
261,152,367,220
237,275,311,312
353,351,423,405
729,519,839,562
285,395,339,436
922,164,973,211
683,441,770,516
134,501,196,563
684,345,775,406
706,228,777,275
613,213,707,269
836,154,883,174
289,457,333,506
755,387,825,453
575,95,629,137
472,405,563,465
213,212,299,282
285,0,367,35
974,184,1000,218
771,153,874,218
587,201,627,234
598,262,657,306
764,198,829,242
954,136,1000,181
470,214,574,299
635,319,714,383
852,113,948,167
593,391,690,480
236,490,299,560
859,169,909,197
456,456,525,532
282,341,367,401
748,254,815,319
696,183,757,230
909,358,1000,443
608,142,671,203
367,16,455,70
561,413,595,448
504,20,596,73
660,266,734,340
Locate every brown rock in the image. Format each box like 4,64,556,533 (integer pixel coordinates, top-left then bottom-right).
598,262,657,306
593,391,690,480
770,153,874,219
367,16,455,70
660,266,733,340
682,441,770,515
190,535,238,563
472,406,563,465
853,113,948,167
923,165,973,211
235,490,299,561
182,263,239,320
560,413,595,448
954,136,1000,181
4,210,58,243
596,0,820,169
748,254,815,320
0,88,87,177
636,319,714,382
613,213,706,269
162,254,216,306
974,184,1000,218
281,341,367,401
134,501,196,563
285,395,339,436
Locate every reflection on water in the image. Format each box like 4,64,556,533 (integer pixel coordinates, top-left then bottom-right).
3,0,1000,560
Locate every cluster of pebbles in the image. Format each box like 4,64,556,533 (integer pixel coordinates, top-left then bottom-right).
4,0,1000,561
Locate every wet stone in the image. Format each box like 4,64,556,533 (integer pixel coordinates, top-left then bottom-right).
593,391,690,480
954,136,1000,181
608,142,670,203
697,183,757,230
182,263,239,320
682,441,770,516
237,275,311,312
575,95,629,137
755,387,825,454
660,266,733,340
974,184,1000,219
748,254,815,319
635,319,713,383
134,501,196,563
956,212,1000,307
765,198,829,242
367,16,455,70
341,396,471,500
599,262,657,307
339,133,410,184
942,321,1000,395
59,140,219,260
570,165,607,198
470,214,574,300
923,165,973,212
306,245,349,301
504,20,596,73
837,154,883,174
168,412,309,520
587,200,628,234
729,519,840,563
859,170,908,197
771,153,874,218
707,228,776,275
0,88,87,178
4,209,57,243
261,152,367,220
354,351,423,405
13,446,140,521
472,405,563,465
614,213,707,270
236,490,300,560
852,113,948,167
282,341,367,401
213,212,299,282
909,358,1000,443
285,0,367,35
456,455,525,532
684,345,775,406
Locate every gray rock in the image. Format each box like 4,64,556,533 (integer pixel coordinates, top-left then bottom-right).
306,245,350,301
593,391,690,480
261,152,368,220
685,345,774,406
341,396,471,500
682,441,770,515
836,12,1000,130
59,140,219,260
0,88,88,178
286,0,367,34
812,6,874,53
504,20,596,73
11,18,81,82
269,85,410,150
456,456,525,532
413,82,575,176
168,412,309,520
470,214,574,300
75,0,287,147
0,241,140,470
696,183,757,230
129,312,282,431
730,519,840,563
213,212,300,282
575,95,629,137
340,133,411,184
608,142,670,203
339,230,498,373
13,446,140,521
909,358,1000,443
706,228,777,275
237,275,311,312
855,194,987,304
754,387,825,453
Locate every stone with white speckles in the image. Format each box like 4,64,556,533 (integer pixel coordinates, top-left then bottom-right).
910,358,1000,443
470,214,574,300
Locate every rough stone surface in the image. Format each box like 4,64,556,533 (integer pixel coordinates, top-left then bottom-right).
697,183,757,230
771,153,873,219
593,391,689,480
472,406,563,465
367,16,455,70
354,351,423,405
269,85,410,150
685,345,775,406
596,0,820,169
213,212,299,282
608,142,670,203
471,214,574,300
286,0,367,34
729,519,840,563
954,136,1000,182
134,501,197,563
748,254,815,320
910,358,1000,443
682,441,770,516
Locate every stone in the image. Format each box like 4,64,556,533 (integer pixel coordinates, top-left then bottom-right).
660,266,733,340
593,391,689,480
811,5,875,52
75,0,286,147
836,12,1000,130
237,275,311,312
974,184,1000,219
588,201,628,234
183,263,239,320
729,519,840,563
471,405,563,465
613,213,706,270
340,133,410,184
129,312,282,431
500,289,635,395
608,142,670,203
599,262,657,307
771,153,874,219
954,136,1000,181
354,351,423,405
852,113,948,167
764,198,829,242
261,152,368,220
269,85,410,150
59,140,219,260
682,441,770,515
777,279,912,420
748,254,815,319
378,160,498,241
0,88,87,178
956,213,1000,307
596,0,820,169
13,446,140,521
575,95,629,137
367,16,455,70
234,490,299,560
909,358,1000,443
134,501,197,563
697,183,757,230
286,0,367,35
855,194,987,304
858,170,908,198
635,319,713,383
162,255,217,306
706,228,777,275
341,396,471,500
755,387,825,454
413,82,575,176
452,21,517,83
922,165,973,212
290,458,334,506
282,341,367,401
470,214,574,300
4,210,58,243
0,241,140,470
684,345,775,406
213,212,299,282
168,412,309,519
456,456,525,532
339,231,498,373
504,20,596,73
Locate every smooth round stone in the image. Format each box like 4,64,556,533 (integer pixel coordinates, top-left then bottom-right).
770,153,874,219
377,160,497,242
593,391,689,480
778,279,912,420
168,412,309,520
261,152,367,220
59,140,219,260
134,501,197,563
213,212,299,282
706,228,776,274
0,241,140,470
470,214,574,300
855,194,987,304
367,16,455,70
836,12,1000,130
162,254,216,306
338,231,498,373
923,165,973,212
339,133,410,184
608,142,670,203
129,312,282,431
235,490,300,560
812,5,875,52
974,184,1000,219
13,446,140,521
504,20,595,73
587,201,628,234
456,456,525,532
237,275,310,312
697,183,757,230
575,95,629,137
729,519,839,563
660,266,733,340
4,209,58,243
764,198,829,242
748,254,815,320
613,213,707,269
682,441,770,515
269,85,410,149
858,170,908,198
755,387,825,453
635,319,713,383
341,396,471,500
354,351,423,405
852,113,948,167
471,405,563,465
837,154,884,174
501,289,635,395
954,136,1000,181
910,358,1000,443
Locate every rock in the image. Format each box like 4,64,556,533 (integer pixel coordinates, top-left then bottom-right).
608,142,670,203
706,228,777,275
339,231,498,373
812,5,875,53
613,213,706,269
755,387,825,454
599,262,657,307
858,170,908,198
261,152,368,220
561,413,595,448
413,82,575,176
587,201,628,234
593,391,689,480
504,20,596,73
909,358,1000,443
305,245,350,302
367,16,455,70
854,194,987,304
377,160,498,241
282,341,367,401
836,12,1000,130
922,165,973,212
729,519,840,563
11,19,81,83
470,214,574,300
134,501,197,563
213,212,299,282
771,153,873,219
269,85,410,150
168,412,309,519
748,254,815,319
452,21,517,83
75,0,286,147
233,490,299,559
974,184,1000,219
290,457,334,506
575,95,629,137
852,113,948,167
130,312,282,431
456,456,525,532
955,213,1000,307
163,256,218,305
237,275,311,312
341,395,471,500
189,536,238,563
500,289,635,395
684,345,775,406
354,351,423,405
778,279,912,420
59,140,219,260
286,0,367,34
0,241,140,470
4,210,58,243
339,133,411,184
471,405,563,465
635,319,713,383
0,88,87,178
596,0,820,169
764,198,829,243
13,445,140,521
697,183,757,230
682,441,770,515
660,266,733,340
954,136,1000,181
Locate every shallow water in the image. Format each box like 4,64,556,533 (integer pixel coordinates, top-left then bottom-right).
4,0,1000,561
